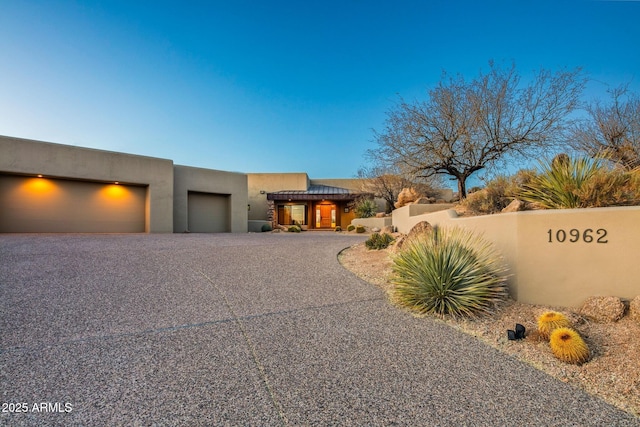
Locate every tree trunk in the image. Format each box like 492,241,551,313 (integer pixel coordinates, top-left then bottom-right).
457,177,467,199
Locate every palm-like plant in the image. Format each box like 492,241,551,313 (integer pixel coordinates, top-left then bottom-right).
518,154,640,208
518,155,600,209
391,226,508,317
354,197,378,218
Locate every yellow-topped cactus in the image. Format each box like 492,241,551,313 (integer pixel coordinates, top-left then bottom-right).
537,311,571,340
549,327,590,364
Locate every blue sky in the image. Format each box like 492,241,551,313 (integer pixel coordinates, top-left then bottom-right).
1,1,639,184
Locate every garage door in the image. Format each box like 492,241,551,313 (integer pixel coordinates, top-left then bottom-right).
187,191,230,233
0,175,146,233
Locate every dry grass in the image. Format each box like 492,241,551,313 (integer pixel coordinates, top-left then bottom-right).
338,241,640,417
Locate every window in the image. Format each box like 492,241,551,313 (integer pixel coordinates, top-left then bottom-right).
277,204,307,225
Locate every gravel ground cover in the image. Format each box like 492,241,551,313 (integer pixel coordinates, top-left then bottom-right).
1,233,638,426
339,239,640,417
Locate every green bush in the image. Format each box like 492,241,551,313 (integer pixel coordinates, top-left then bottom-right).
354,198,377,218
518,155,640,209
347,224,356,232
261,223,273,232
355,225,366,233
335,226,342,232
287,225,301,233
391,226,508,318
365,232,395,250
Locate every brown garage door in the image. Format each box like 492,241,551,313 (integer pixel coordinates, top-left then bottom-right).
0,175,146,233
187,191,230,233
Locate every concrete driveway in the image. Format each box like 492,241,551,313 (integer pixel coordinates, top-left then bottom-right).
1,233,638,426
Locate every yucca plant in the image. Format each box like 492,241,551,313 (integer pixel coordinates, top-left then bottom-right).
391,226,508,318
518,155,601,209
537,311,571,340
518,154,640,208
354,197,377,218
549,327,590,364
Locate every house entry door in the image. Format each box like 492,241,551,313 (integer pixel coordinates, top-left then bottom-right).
317,204,336,228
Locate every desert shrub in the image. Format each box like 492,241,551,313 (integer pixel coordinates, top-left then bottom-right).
549,327,590,364
288,225,301,233
518,155,640,209
459,171,536,214
354,197,377,218
355,225,366,233
334,226,342,232
261,223,273,232
391,226,508,318
365,232,394,250
347,224,356,232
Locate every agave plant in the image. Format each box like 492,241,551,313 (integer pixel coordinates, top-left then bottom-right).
391,226,508,318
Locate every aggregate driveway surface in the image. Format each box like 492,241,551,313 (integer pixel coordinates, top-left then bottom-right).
1,233,638,426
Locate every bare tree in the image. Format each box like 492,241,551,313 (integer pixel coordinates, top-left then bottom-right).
357,164,438,213
570,85,640,169
368,62,585,198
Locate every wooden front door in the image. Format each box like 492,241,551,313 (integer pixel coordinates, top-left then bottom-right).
319,205,332,228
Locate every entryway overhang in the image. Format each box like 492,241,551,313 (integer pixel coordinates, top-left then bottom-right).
267,185,371,201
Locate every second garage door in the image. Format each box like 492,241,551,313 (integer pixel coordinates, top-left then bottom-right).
187,191,230,233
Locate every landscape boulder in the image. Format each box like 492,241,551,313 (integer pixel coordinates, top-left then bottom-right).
413,197,432,205
382,225,395,234
395,221,433,251
501,199,526,213
579,296,626,323
394,188,421,209
629,296,640,323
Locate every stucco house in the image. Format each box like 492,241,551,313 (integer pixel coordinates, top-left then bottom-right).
247,174,375,230
1,135,382,233
0,135,247,233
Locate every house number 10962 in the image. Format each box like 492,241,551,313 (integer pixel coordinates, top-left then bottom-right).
547,228,608,244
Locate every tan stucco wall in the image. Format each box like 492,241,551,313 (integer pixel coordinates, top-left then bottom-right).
0,135,174,232
392,205,640,308
247,173,309,221
310,178,364,191
174,165,248,233
351,217,393,229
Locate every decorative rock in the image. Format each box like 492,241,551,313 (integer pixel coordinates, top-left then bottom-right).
579,296,626,323
396,221,433,250
413,197,431,205
371,227,381,233
501,199,525,213
375,212,386,218
394,187,421,209
629,296,640,323
382,225,395,234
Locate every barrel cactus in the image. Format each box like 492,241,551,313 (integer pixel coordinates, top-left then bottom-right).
549,327,590,364
537,311,571,340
